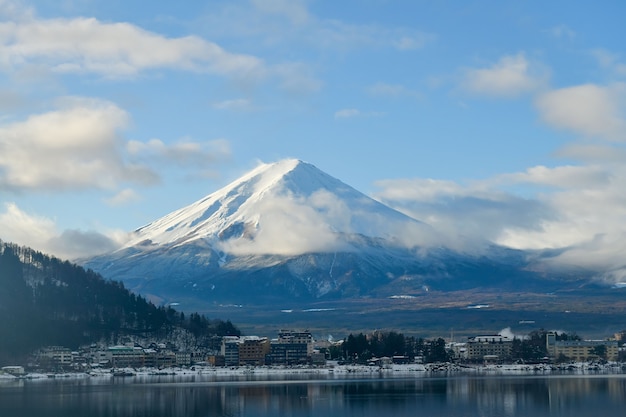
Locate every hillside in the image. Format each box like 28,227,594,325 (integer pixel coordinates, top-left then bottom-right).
0,240,239,364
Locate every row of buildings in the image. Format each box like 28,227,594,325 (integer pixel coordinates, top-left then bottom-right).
31,330,325,371
25,330,623,371
36,344,193,370
449,333,619,363
220,330,325,367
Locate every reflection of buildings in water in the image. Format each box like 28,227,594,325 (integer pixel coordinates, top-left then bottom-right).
547,376,626,413
445,377,550,417
5,376,626,416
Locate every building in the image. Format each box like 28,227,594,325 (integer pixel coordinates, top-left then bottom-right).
1,366,25,376
207,355,225,367
106,346,145,368
546,333,619,361
278,330,313,356
266,343,309,365
143,349,176,368
238,337,270,366
466,335,513,362
175,352,192,366
221,336,241,366
38,346,73,367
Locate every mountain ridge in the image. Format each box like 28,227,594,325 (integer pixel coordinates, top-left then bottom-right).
84,159,548,306
120,159,436,254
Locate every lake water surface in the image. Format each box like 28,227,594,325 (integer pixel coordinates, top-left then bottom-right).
1,373,625,416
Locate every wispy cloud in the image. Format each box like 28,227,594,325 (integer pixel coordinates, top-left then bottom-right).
104,188,141,207
535,83,626,141
0,97,157,191
374,151,626,283
367,82,422,99
0,16,264,79
250,0,310,25
0,202,123,259
126,137,231,167
462,53,548,97
212,98,253,111
590,49,626,77
548,24,576,39
198,0,436,53
0,5,323,93
334,108,360,119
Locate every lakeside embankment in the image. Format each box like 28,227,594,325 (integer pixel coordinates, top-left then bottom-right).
2,361,625,382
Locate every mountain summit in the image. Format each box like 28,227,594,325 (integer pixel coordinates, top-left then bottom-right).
122,159,436,256
85,159,535,308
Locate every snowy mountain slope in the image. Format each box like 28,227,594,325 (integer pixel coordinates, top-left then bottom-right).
120,159,440,255
84,159,548,305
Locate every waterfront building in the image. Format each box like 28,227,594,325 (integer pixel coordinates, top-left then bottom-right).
106,346,145,368
221,336,241,366
546,333,619,361
239,337,270,366
466,335,513,362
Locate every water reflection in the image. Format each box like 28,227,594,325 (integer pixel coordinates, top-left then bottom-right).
1,375,625,417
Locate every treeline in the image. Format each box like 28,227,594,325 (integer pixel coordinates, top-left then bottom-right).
0,241,240,364
327,329,583,364
327,331,451,363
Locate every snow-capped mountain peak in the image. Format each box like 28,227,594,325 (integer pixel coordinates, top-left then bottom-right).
123,159,437,255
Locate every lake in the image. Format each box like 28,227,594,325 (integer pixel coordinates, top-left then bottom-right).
1,373,625,416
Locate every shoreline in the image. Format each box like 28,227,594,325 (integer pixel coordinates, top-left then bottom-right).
3,361,625,382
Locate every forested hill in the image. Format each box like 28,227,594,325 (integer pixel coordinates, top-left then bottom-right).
0,240,240,364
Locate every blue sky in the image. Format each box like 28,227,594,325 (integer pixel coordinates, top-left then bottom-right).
1,0,626,277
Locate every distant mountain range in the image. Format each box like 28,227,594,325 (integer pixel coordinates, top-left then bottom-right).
83,159,626,336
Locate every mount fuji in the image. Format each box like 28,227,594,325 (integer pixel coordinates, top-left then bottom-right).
85,159,543,307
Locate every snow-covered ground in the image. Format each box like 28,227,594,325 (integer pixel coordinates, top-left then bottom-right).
3,362,623,383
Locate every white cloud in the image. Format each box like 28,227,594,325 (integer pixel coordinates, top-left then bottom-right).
374,155,626,284
555,143,626,163
273,62,323,94
126,137,231,167
591,49,626,77
367,82,422,99
549,24,576,39
0,202,57,248
200,1,436,53
535,83,626,141
373,178,552,252
393,34,436,50
250,0,310,25
334,108,360,119
104,188,141,207
212,98,253,111
0,15,264,79
216,185,442,256
493,165,611,189
217,194,346,256
0,3,329,94
0,202,122,259
463,53,547,97
0,97,158,191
